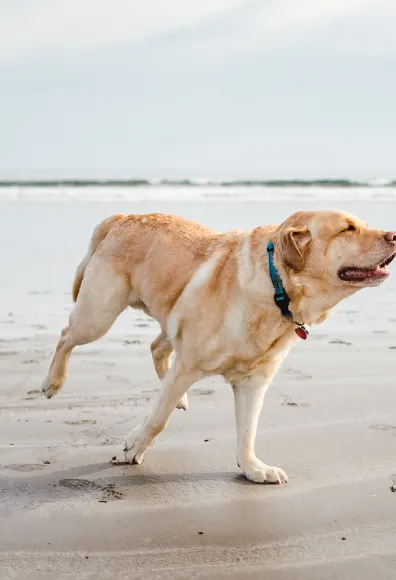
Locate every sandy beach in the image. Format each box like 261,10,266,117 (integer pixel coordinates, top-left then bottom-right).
1,195,396,579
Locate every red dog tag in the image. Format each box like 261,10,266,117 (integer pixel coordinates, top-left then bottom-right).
295,326,308,340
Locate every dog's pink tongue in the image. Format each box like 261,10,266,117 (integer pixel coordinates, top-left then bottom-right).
344,266,379,280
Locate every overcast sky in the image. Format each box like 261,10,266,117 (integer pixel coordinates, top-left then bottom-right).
1,0,395,179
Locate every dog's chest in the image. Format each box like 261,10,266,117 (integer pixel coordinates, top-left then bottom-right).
200,303,295,377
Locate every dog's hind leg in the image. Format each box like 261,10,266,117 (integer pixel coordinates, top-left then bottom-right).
150,331,172,379
42,258,129,399
150,331,188,410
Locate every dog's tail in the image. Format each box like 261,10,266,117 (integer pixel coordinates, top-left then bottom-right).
72,214,125,302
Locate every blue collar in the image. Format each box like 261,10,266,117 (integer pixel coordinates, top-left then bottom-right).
267,242,309,339
267,241,292,318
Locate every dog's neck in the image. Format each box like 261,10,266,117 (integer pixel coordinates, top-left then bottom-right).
264,239,358,326
279,267,359,326
240,230,358,329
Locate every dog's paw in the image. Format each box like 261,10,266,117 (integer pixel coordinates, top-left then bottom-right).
240,460,288,484
176,394,188,411
123,425,149,465
42,378,62,399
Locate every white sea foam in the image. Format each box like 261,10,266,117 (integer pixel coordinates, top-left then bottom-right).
1,184,396,203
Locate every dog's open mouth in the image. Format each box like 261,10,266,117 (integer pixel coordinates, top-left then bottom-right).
338,252,396,283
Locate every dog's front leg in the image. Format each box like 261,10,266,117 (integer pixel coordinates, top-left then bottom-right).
232,379,288,484
124,358,201,464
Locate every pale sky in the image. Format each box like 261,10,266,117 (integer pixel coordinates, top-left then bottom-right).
1,0,395,179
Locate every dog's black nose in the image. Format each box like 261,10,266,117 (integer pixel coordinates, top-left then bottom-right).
385,232,396,243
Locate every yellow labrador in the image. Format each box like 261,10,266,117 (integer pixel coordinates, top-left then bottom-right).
42,210,396,483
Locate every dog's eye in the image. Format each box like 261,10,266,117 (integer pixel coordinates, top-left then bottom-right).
340,224,356,234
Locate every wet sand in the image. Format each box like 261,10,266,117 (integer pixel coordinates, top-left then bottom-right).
1,199,396,579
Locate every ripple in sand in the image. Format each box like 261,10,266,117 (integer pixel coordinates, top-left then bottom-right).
2,463,45,472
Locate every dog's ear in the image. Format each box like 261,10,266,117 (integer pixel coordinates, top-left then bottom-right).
278,227,312,272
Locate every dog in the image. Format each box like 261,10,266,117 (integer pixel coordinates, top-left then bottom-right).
42,210,396,483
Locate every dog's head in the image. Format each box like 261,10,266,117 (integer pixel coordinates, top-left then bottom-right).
273,209,396,319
